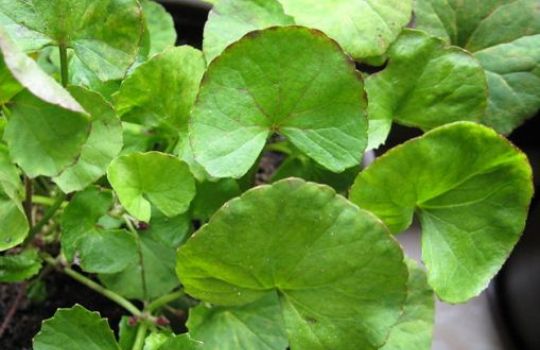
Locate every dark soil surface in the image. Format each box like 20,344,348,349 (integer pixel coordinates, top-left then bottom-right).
0,270,127,350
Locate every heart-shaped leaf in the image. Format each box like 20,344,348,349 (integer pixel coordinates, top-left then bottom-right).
0,0,144,81
107,152,196,222
115,46,205,133
203,0,294,63
365,29,487,149
350,122,533,303
190,26,367,178
278,0,413,61
188,293,288,350
34,305,120,350
414,0,540,134
381,259,435,350
177,178,408,350
53,86,123,193
61,187,137,274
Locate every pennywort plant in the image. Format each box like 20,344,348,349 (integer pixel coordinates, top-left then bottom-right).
0,0,537,349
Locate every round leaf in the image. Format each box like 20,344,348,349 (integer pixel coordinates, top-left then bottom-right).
203,0,294,63
53,86,123,193
365,29,487,149
350,122,533,303
188,293,288,350
115,46,205,133
190,26,367,178
107,152,196,222
34,305,120,350
0,0,144,81
414,0,540,134
177,178,408,349
141,0,177,58
278,0,413,60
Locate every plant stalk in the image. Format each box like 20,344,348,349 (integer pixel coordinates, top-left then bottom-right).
27,191,66,243
148,289,184,312
59,44,69,87
41,253,142,317
23,177,33,226
124,215,148,302
132,321,148,350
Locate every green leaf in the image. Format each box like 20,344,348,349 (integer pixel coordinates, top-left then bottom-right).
365,29,487,149
0,144,28,250
34,304,121,350
61,187,137,274
118,317,137,350
53,86,123,193
107,152,196,222
0,54,21,105
349,122,533,303
191,179,241,222
0,0,144,81
381,259,435,350
190,27,367,178
115,46,205,133
177,178,408,349
188,293,288,350
145,208,191,249
141,0,177,58
158,335,203,350
144,332,171,350
0,29,91,178
203,0,294,63
99,224,179,300
278,0,413,60
0,249,42,282
414,0,540,134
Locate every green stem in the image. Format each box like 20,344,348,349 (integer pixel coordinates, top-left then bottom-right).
23,177,33,226
59,44,69,87
41,253,142,317
27,191,66,240
132,322,148,350
148,289,184,312
32,195,65,207
124,215,148,302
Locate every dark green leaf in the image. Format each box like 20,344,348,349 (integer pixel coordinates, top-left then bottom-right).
0,249,42,282
350,122,533,303
61,187,137,274
365,29,487,149
188,293,288,350
191,179,241,222
107,152,196,222
414,0,540,134
178,178,408,349
33,305,120,350
190,26,367,178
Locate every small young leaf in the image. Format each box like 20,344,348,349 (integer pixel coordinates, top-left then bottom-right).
350,122,533,303
188,293,288,350
190,26,367,178
365,29,487,149
115,46,205,133
53,86,123,193
414,0,540,134
33,304,120,350
61,187,137,274
107,152,196,222
0,249,42,282
0,0,144,81
118,317,137,350
278,0,413,60
177,178,408,350
381,259,435,350
203,0,294,63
